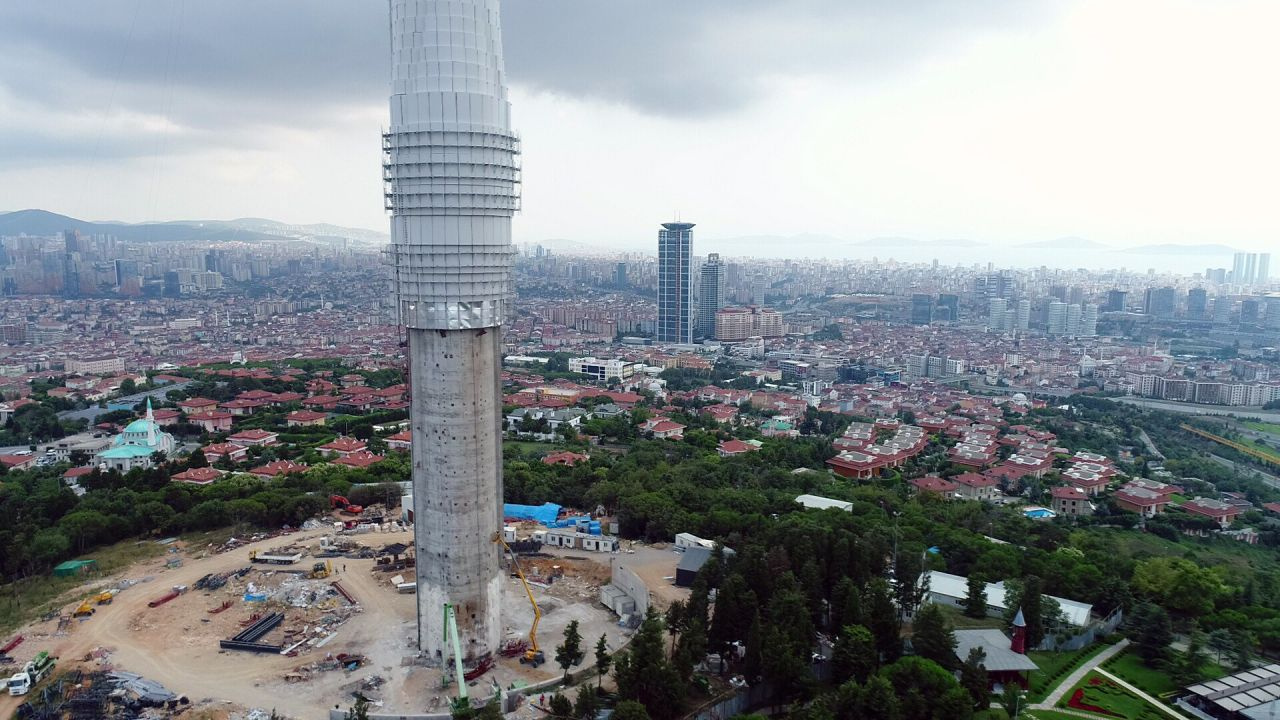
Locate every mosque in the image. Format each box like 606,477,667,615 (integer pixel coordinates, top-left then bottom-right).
96,399,176,472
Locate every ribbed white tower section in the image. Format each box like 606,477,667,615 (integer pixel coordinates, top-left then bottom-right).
385,0,519,662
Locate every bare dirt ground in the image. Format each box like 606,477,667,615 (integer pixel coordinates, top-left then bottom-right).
538,542,691,611
0,528,630,719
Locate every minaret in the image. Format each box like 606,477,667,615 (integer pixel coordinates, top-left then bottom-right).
146,398,156,446
385,0,519,662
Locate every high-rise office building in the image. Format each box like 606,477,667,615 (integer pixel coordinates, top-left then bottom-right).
1080,304,1099,336
1187,288,1207,318
1241,298,1261,324
1259,254,1271,284
910,294,934,325
1015,299,1031,331
1047,301,1068,335
1144,287,1176,317
987,297,1008,331
1233,252,1272,285
62,230,81,299
697,254,725,338
1066,303,1082,335
613,262,627,288
937,294,959,323
657,222,695,344
114,259,140,288
386,0,519,662
1104,289,1128,312
1234,253,1248,283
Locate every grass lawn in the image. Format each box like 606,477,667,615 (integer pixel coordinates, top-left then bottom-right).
1027,711,1094,720
0,537,168,635
1026,642,1110,703
975,709,1010,720
1059,672,1167,720
1104,649,1226,698
1244,421,1280,436
504,440,560,455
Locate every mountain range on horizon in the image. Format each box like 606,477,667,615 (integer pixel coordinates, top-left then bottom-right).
0,209,389,247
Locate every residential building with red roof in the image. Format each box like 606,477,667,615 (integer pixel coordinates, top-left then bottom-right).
1051,486,1093,516
318,436,367,458
250,460,309,478
201,443,249,463
0,454,36,471
1113,485,1171,518
171,467,224,485
1180,497,1241,528
286,410,328,427
648,420,685,440
953,472,1001,501
186,411,234,433
717,439,758,457
912,475,960,498
334,451,386,469
385,430,412,452
542,451,590,466
227,429,278,447
177,397,219,413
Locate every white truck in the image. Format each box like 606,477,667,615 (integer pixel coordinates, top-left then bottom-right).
7,651,55,696
248,550,303,565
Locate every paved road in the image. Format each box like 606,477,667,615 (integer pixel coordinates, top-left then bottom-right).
1206,453,1280,491
1033,638,1129,709
1111,397,1280,423
1135,428,1166,460
1095,666,1187,719
56,382,192,424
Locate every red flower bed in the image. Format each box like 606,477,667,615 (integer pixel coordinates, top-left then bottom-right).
1068,687,1122,717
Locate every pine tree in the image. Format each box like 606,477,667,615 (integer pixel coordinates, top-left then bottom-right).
832,624,877,684
573,685,600,720
864,578,902,661
556,619,585,681
594,634,611,688
548,693,573,719
960,647,990,710
911,604,957,670
963,574,987,619
614,608,684,720
829,576,862,633
610,701,652,720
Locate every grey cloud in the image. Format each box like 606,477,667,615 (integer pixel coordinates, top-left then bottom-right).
0,0,1050,162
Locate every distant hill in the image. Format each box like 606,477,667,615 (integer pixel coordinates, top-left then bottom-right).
1122,243,1237,255
1019,236,1106,249
858,237,985,248
0,209,388,246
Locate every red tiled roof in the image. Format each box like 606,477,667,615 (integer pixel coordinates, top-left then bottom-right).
251,460,309,477
333,451,385,468
319,437,367,452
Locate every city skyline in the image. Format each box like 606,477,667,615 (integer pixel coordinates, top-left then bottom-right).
1,1,1279,257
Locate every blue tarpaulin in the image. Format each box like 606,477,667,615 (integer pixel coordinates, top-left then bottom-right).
503,502,562,525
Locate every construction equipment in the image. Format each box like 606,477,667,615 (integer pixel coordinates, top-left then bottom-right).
249,550,303,565
1180,423,1280,467
6,651,55,696
330,495,364,515
72,601,95,618
442,603,470,712
491,532,544,667
309,561,332,579
95,591,115,605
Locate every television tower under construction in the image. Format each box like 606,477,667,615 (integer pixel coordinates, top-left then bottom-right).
385,0,520,662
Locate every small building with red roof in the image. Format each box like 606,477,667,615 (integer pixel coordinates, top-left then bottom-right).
318,437,368,458
1180,497,1241,528
227,429,278,447
250,460,308,478
953,472,1001,502
177,397,219,413
912,475,960,499
385,430,412,452
171,467,225,485
333,451,386,469
717,439,758,457
286,410,328,427
1051,486,1093,516
187,411,234,433
542,451,590,467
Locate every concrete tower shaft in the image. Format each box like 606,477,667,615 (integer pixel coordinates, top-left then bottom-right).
386,0,518,662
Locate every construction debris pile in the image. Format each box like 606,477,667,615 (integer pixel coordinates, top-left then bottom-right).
14,669,185,720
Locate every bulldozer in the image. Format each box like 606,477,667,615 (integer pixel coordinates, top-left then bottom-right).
72,601,95,618
308,561,331,579
94,591,115,605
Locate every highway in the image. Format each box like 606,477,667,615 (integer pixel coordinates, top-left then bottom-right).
1110,396,1280,423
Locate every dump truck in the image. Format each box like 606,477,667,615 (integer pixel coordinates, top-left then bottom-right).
7,651,55,696
72,601,95,618
95,590,116,605
249,550,303,565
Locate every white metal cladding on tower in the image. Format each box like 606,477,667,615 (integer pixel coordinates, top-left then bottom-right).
385,0,518,662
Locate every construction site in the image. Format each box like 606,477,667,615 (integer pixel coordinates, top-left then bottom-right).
0,507,664,719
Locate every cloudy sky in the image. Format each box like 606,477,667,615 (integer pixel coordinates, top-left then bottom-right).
1,0,1278,255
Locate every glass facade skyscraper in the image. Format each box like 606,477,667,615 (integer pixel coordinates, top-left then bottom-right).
657,222,695,343
698,252,724,338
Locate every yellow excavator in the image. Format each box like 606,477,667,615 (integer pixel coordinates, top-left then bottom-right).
491,532,544,667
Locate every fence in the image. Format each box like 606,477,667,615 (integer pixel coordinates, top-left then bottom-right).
1038,606,1124,652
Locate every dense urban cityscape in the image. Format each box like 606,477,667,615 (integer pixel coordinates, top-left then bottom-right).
3,1,1280,720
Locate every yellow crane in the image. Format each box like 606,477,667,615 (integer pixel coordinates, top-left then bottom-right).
1180,424,1280,467
491,532,545,667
